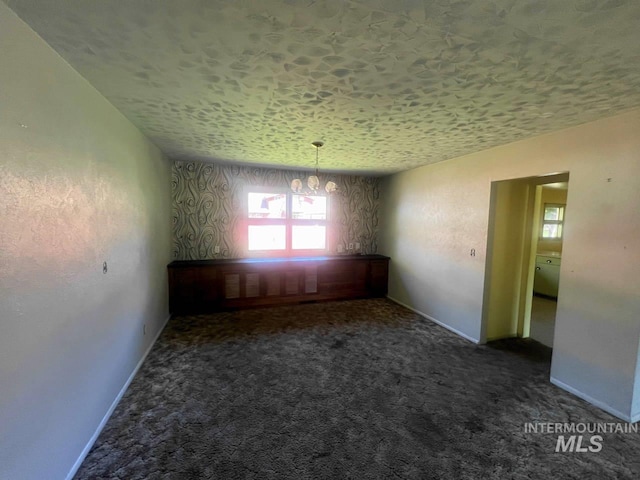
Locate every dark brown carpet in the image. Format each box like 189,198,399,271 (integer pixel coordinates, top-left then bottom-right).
75,299,640,479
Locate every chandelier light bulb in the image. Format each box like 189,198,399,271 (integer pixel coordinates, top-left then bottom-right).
291,141,337,195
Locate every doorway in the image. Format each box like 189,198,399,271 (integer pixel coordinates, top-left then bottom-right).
480,172,570,346
529,181,568,346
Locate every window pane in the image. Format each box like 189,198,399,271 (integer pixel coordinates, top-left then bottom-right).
292,194,327,220
544,206,561,221
248,225,286,250
248,192,287,218
292,225,326,250
542,223,559,238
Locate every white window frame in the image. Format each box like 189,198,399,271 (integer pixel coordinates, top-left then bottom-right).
245,187,329,257
540,203,565,239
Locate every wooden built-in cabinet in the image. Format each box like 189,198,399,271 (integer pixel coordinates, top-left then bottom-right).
168,254,389,314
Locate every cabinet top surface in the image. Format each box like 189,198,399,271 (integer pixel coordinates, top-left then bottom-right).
536,251,562,258
169,254,390,268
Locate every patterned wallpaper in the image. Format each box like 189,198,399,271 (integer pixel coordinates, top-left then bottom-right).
172,160,379,260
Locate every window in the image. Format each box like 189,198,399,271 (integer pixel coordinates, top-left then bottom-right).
541,203,565,239
247,190,328,255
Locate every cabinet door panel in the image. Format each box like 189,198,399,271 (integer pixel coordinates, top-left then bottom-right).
369,260,389,295
534,264,560,297
265,272,281,296
198,267,218,304
284,271,301,295
224,273,241,299
168,267,199,313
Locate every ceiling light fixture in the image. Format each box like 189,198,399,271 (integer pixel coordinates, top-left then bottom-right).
291,141,337,195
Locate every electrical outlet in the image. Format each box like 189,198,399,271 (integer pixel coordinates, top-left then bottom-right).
348,243,354,250
214,245,220,254
103,261,108,274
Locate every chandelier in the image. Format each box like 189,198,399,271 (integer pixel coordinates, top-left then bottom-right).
291,141,337,194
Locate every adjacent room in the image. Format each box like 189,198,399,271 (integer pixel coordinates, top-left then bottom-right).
2,1,640,479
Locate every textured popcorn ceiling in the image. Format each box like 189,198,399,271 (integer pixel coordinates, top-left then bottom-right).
7,0,640,173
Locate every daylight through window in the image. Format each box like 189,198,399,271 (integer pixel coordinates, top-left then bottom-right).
541,204,565,239
247,191,328,254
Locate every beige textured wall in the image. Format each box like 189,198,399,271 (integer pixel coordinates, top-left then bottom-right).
379,109,640,421
172,160,380,259
0,5,172,480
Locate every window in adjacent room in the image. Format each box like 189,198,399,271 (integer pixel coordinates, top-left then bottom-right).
541,203,565,239
247,191,328,254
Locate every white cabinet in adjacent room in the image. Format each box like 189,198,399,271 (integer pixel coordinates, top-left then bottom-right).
534,254,561,298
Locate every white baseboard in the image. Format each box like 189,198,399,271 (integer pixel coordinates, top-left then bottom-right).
550,376,634,423
387,296,637,423
387,296,479,344
65,314,171,480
